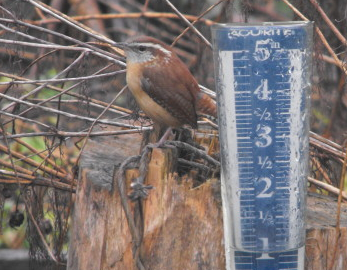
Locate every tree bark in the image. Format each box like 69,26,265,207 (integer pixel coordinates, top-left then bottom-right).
67,133,347,270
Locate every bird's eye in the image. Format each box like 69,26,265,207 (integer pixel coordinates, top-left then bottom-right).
138,45,146,52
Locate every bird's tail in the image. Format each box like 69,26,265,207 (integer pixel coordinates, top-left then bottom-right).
196,92,217,118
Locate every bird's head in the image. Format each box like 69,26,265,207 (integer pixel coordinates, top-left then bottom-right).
114,36,173,64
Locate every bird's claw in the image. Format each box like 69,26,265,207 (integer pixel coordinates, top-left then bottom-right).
128,181,154,201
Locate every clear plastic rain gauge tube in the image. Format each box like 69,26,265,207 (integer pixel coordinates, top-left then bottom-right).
212,22,313,270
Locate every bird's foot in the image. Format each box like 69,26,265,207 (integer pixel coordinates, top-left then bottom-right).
128,181,154,201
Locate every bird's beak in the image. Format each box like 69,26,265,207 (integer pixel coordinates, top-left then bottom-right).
113,42,129,50
112,42,129,57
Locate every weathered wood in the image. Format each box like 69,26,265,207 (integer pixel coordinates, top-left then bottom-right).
305,193,347,270
67,131,142,270
67,133,347,270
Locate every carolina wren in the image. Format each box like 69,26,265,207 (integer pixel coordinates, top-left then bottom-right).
115,36,217,144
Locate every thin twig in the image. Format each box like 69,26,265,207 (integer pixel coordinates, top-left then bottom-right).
163,0,212,49
0,128,149,140
199,118,218,129
0,38,91,51
178,158,212,173
308,177,347,200
26,12,215,27
309,0,347,45
0,144,69,180
310,156,333,185
28,98,129,116
24,200,62,265
171,0,226,47
281,0,347,76
310,136,345,163
9,65,126,123
328,144,347,270
26,0,114,44
0,71,133,116
2,51,88,111
0,110,51,129
0,92,142,129
165,141,220,167
0,69,125,86
0,21,53,45
0,172,75,193
74,85,128,165
113,156,142,247
0,17,124,65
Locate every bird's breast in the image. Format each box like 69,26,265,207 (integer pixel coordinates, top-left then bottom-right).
126,62,182,127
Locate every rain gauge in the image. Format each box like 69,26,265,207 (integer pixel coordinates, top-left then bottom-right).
212,22,313,270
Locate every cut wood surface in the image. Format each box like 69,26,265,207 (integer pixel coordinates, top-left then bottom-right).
67,132,347,270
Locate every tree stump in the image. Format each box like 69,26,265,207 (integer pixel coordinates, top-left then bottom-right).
67,132,347,270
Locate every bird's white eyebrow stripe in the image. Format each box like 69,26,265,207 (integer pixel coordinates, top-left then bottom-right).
132,42,172,56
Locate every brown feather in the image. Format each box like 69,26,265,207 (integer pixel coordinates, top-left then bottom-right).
124,36,217,129
196,92,217,118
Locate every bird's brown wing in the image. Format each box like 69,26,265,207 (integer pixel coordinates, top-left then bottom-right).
141,62,199,128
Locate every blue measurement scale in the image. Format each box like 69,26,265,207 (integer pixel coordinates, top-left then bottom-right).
212,22,313,270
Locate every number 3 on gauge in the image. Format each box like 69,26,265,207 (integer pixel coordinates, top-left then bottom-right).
255,124,272,148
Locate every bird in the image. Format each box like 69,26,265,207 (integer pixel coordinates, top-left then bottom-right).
114,36,217,145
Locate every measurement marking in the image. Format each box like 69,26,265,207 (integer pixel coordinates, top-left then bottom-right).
275,160,290,163
275,136,290,139
240,207,255,210
238,161,254,165
241,216,257,220
276,183,289,187
275,155,290,161
276,187,290,190
236,111,253,114
235,90,251,94
235,83,251,86
236,116,252,119
240,197,256,201
235,103,252,105
277,166,290,170
241,210,256,214
240,184,254,188
241,229,255,233
275,155,290,158
275,199,289,203
237,126,252,129
240,181,255,185
276,93,291,97
236,113,253,118
239,179,254,182
238,156,253,159
279,254,299,258
241,187,255,191
237,131,252,134
242,243,257,246
238,137,251,140
235,100,252,103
